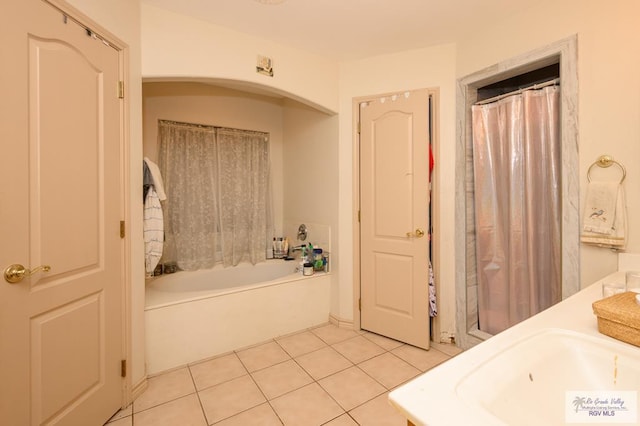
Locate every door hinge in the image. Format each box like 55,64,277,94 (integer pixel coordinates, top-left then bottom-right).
120,221,125,238
358,210,361,222
118,81,124,99
121,359,126,377
358,298,361,311
357,121,361,134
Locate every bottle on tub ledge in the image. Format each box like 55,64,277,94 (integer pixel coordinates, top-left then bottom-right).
322,252,329,272
271,236,289,259
298,244,308,273
312,247,324,271
303,261,314,276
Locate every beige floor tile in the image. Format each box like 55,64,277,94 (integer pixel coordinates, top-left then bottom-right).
276,330,327,357
106,404,132,423
236,341,291,372
331,335,386,364
358,353,421,389
270,383,344,425
430,340,464,357
295,346,353,380
391,344,450,372
133,394,206,426
324,413,359,425
310,324,360,345
105,416,131,426
361,332,405,351
318,366,386,411
251,359,313,399
189,353,247,391
214,403,283,426
198,375,266,424
349,393,407,426
133,368,195,413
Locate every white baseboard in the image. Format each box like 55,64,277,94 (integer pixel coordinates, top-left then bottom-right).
329,313,355,330
131,377,148,402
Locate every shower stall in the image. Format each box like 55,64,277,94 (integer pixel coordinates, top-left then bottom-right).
455,36,581,348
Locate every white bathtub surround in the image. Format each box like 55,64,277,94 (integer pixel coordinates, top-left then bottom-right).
145,260,331,374
389,269,640,425
283,221,331,254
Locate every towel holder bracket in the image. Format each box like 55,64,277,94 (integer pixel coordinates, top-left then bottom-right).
587,154,626,184
595,155,615,168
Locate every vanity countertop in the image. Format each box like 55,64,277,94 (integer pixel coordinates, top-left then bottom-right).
388,271,640,425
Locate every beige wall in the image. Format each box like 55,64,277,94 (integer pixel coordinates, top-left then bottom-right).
282,99,340,311
282,100,339,230
455,0,640,288
141,3,340,114
65,0,146,392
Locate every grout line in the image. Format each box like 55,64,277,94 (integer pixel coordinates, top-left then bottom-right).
186,364,210,425
132,392,198,416
264,401,286,425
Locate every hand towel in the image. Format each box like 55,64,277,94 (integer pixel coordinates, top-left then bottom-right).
582,182,618,235
143,157,167,201
581,183,627,250
144,186,164,276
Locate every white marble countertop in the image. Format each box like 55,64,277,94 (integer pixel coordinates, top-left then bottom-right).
388,271,640,426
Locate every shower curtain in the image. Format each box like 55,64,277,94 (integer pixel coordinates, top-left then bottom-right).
472,86,561,335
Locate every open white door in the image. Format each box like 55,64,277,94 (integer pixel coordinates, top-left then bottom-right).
0,0,124,424
359,89,432,349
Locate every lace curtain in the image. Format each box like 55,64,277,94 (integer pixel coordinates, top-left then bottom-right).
158,120,272,270
472,86,561,335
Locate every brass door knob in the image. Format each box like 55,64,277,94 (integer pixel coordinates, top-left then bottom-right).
405,229,425,238
4,264,51,284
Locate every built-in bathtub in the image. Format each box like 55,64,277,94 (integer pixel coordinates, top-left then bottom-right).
144,260,331,374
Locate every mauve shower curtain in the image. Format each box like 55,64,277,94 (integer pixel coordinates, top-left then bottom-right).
472,86,561,335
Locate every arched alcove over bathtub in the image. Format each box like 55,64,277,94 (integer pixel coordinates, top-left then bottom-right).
141,77,340,374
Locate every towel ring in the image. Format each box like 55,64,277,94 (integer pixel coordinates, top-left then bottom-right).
587,155,626,184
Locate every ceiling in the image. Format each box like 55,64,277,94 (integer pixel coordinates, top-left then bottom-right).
141,0,534,61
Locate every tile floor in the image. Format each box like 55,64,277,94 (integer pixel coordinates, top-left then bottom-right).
106,323,462,426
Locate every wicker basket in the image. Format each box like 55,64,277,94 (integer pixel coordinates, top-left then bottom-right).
592,291,640,347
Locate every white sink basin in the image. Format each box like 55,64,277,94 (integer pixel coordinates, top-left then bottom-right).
455,328,640,425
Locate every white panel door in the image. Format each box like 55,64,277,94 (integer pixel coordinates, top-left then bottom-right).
0,1,124,424
360,90,431,349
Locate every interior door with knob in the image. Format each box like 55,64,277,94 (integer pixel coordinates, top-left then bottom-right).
359,89,432,349
0,0,124,424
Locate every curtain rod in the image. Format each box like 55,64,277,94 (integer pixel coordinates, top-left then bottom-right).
474,78,560,106
159,119,216,130
158,119,269,138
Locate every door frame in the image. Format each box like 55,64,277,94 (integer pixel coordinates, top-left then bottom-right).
352,88,441,341
45,0,133,408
